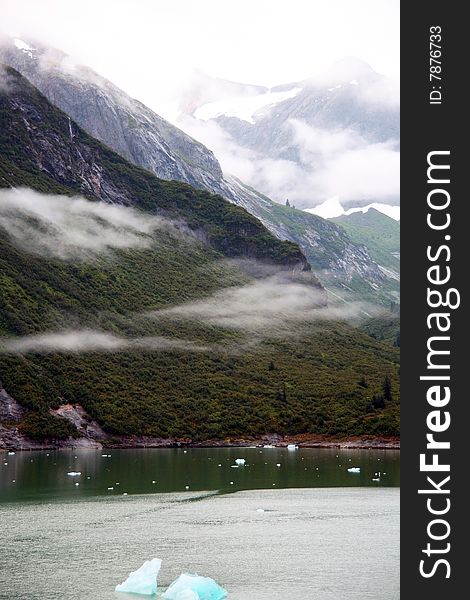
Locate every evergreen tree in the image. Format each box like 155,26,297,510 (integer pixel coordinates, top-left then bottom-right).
382,375,392,401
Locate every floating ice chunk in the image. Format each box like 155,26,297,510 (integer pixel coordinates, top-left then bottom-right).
67,471,81,476
287,444,298,450
256,508,265,513
162,573,227,600
347,467,361,473
234,458,246,466
276,463,281,467
175,589,199,600
263,445,274,448
116,558,162,595
8,451,15,455
372,478,380,482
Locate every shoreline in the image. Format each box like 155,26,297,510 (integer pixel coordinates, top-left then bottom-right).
0,429,400,452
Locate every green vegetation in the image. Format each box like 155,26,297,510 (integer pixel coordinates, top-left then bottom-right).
233,180,400,306
0,65,309,271
0,66,400,441
333,209,400,273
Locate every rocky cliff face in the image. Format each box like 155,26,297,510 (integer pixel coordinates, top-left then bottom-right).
0,39,224,190
0,64,316,277
0,38,392,303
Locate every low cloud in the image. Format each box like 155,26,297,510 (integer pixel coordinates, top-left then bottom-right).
0,188,177,259
0,330,211,354
178,115,399,209
0,274,376,355
148,275,371,333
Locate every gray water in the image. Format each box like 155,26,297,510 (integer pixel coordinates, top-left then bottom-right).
0,448,399,599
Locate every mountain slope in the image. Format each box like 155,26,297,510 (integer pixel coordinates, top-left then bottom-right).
0,37,394,305
333,208,400,277
191,58,399,162
0,66,399,443
226,178,400,305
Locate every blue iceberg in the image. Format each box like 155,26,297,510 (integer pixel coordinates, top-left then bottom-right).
115,558,162,595
162,573,228,600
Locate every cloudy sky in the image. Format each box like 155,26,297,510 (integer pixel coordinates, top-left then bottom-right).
1,0,400,212
1,0,399,105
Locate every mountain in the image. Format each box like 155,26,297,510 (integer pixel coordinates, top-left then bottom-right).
0,37,394,305
187,58,399,161
333,208,400,280
0,65,399,445
225,178,397,305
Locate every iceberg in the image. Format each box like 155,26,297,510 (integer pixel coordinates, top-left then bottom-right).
175,590,199,600
115,558,162,595
234,458,246,466
287,444,298,450
163,573,227,600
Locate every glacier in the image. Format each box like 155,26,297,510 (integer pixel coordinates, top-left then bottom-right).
162,573,227,600
115,558,162,595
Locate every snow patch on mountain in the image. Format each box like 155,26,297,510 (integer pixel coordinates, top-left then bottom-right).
305,198,400,221
195,87,302,124
13,38,34,56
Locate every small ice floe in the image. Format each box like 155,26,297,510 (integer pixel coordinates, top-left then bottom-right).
347,467,361,474
229,482,234,485
276,463,281,467
75,483,80,486
218,464,222,467
256,508,265,513
372,478,380,482
162,573,227,600
107,487,114,491
263,445,274,448
67,471,81,476
101,454,112,458
152,481,156,484
3,463,8,466
8,451,15,455
123,493,128,496
183,450,188,454
287,444,298,450
234,458,246,466
116,558,162,595
185,485,190,490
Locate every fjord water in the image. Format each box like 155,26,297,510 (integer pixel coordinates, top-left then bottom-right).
0,448,399,599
